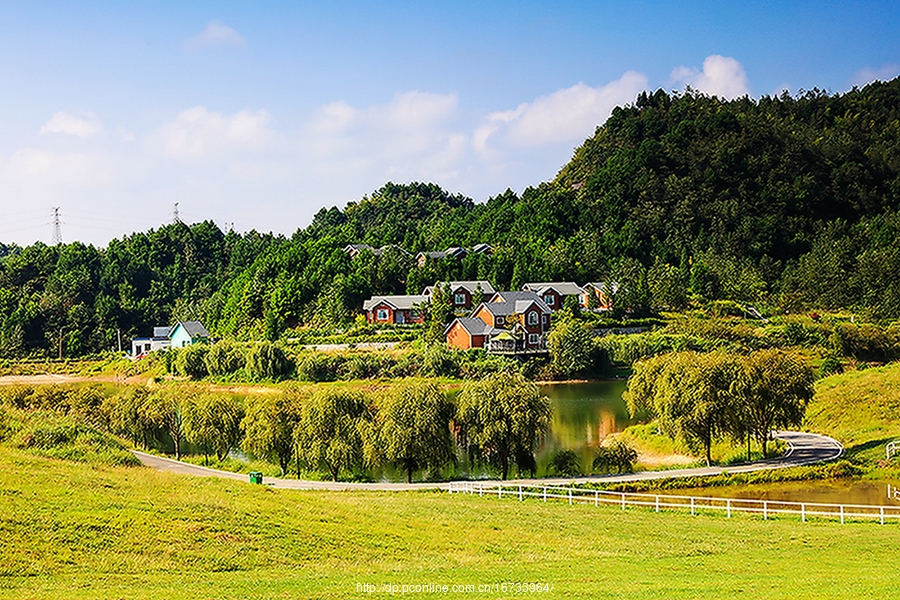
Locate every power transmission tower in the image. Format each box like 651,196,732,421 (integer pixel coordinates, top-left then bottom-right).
51,207,63,245
173,202,182,225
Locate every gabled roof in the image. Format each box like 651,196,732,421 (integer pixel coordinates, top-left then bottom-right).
444,246,467,257
416,251,448,260
423,280,496,296
363,295,429,311
445,317,498,337
522,282,584,297
488,291,552,313
173,321,210,339
471,243,492,254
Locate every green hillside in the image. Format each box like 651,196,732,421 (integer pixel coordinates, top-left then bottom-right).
2,79,900,356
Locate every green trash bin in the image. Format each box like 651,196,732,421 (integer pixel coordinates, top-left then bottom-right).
249,471,263,485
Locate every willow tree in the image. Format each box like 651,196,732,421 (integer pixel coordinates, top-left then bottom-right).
457,372,551,479
625,351,741,466
376,382,455,483
295,389,372,481
183,392,244,465
738,349,814,458
242,392,299,476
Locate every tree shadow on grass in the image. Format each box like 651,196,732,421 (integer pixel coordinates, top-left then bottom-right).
845,437,898,460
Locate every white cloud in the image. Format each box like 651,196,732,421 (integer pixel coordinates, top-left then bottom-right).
39,112,103,138
304,91,464,179
850,64,900,87
474,71,648,157
153,106,274,160
671,55,750,99
185,21,246,51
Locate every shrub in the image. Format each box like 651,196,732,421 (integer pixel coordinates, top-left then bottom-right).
246,341,291,380
818,355,844,378
296,352,342,382
593,439,638,474
548,449,582,477
11,412,140,467
422,344,459,377
175,344,210,379
204,340,245,376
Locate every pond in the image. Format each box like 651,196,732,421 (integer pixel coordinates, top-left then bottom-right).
535,381,633,471
677,479,900,507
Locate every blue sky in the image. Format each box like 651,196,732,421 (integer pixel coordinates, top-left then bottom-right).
1,1,898,246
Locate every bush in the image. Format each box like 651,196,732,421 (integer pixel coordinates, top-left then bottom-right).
11,412,140,467
422,344,459,377
246,341,291,380
296,352,342,382
205,340,245,376
548,449,582,477
830,323,900,362
593,439,638,474
818,355,844,378
175,344,210,379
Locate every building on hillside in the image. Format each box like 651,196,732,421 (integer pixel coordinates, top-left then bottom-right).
471,243,493,255
130,326,172,357
362,295,429,324
449,290,551,353
580,282,618,311
415,246,468,267
445,317,498,351
169,321,211,348
521,282,584,312
343,244,411,259
422,280,496,311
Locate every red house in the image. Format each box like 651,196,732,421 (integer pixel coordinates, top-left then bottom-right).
362,295,428,324
521,282,584,312
422,280,496,311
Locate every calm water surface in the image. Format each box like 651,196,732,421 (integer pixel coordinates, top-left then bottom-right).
536,381,632,469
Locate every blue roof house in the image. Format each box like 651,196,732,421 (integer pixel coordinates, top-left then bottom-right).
169,321,211,348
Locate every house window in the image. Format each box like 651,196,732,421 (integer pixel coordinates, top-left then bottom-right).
454,293,466,305
376,309,389,321
410,310,420,320
528,311,539,325
144,344,151,352
544,294,555,306
542,314,548,325
529,333,539,345
496,316,505,326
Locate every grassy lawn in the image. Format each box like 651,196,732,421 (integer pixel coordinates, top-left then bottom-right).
1,448,899,599
806,361,900,466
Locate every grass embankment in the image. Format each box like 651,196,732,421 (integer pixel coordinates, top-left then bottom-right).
1,448,899,599
806,361,900,470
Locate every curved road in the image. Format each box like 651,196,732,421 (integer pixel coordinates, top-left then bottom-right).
133,431,843,491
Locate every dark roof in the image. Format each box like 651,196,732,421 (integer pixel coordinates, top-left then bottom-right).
522,282,584,296
363,295,429,311
175,321,210,339
489,291,553,313
446,317,496,337
423,280,496,296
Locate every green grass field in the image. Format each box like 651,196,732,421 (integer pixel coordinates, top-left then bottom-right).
2,447,900,599
806,361,900,466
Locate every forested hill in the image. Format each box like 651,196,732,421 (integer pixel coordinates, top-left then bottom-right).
1,79,900,356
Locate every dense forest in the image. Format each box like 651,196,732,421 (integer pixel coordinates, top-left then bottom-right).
2,78,900,357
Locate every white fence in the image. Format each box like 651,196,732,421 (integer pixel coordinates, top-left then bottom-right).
447,481,900,525
887,440,900,460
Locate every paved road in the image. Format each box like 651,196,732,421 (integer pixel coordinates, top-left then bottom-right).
133,431,844,492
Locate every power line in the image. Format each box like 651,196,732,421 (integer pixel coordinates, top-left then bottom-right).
173,202,182,225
